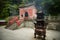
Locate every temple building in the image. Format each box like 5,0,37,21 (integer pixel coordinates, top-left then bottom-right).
19,2,37,20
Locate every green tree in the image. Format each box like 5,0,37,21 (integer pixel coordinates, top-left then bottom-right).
48,0,60,16
0,0,9,19
0,0,22,19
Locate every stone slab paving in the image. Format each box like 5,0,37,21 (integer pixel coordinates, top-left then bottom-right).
0,27,36,40
0,27,60,40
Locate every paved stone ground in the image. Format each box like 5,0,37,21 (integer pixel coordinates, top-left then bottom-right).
0,27,60,40
0,21,60,40
0,27,35,40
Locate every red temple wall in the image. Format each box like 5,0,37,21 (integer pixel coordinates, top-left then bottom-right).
19,6,37,20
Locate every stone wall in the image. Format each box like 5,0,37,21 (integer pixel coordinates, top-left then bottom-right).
45,15,60,31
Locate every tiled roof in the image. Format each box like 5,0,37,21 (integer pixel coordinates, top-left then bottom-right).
19,2,35,8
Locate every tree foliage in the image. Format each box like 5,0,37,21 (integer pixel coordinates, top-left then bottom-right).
0,0,22,19
48,0,60,16
0,0,8,19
